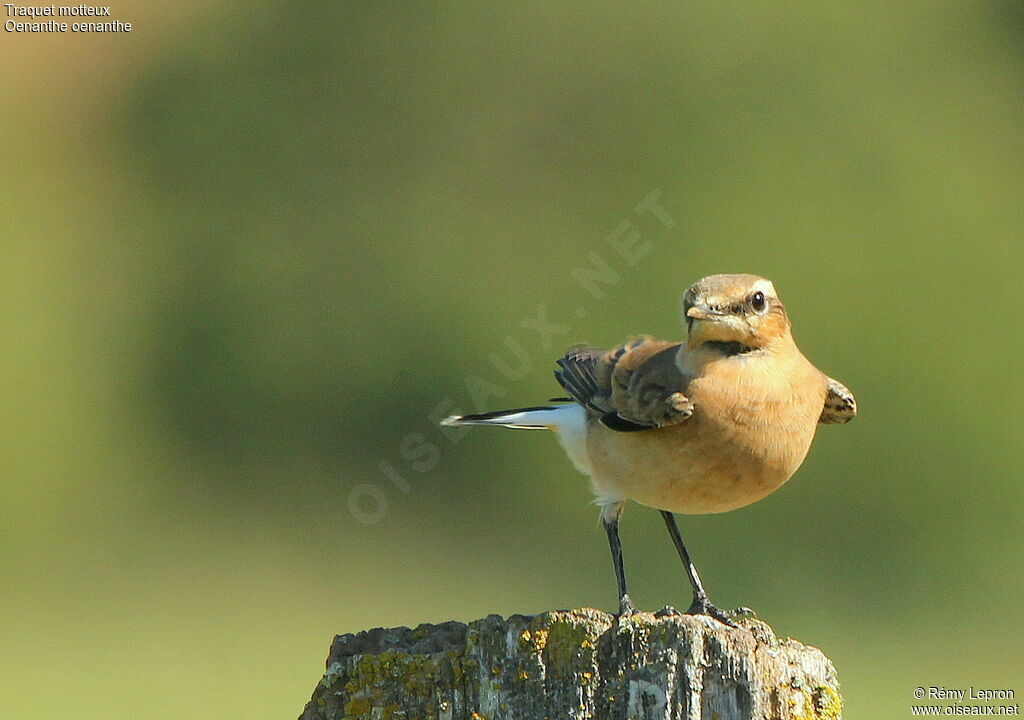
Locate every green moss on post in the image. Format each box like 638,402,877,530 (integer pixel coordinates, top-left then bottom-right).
300,608,842,720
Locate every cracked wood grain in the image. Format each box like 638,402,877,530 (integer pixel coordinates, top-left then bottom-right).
300,608,842,720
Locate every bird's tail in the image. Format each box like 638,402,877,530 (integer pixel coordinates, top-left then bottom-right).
443,402,591,474
441,404,575,430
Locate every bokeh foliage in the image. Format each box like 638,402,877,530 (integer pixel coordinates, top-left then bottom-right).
1,1,1021,718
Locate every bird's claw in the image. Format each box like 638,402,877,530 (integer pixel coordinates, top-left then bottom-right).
730,606,758,620
653,602,755,627
617,594,638,618
687,595,738,628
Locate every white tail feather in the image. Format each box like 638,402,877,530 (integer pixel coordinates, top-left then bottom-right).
441,406,563,429
441,404,590,474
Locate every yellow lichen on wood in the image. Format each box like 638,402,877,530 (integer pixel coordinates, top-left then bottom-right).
301,609,842,720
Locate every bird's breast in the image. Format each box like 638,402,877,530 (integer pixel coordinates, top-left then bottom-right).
585,356,826,514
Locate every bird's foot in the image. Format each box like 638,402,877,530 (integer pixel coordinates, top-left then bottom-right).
730,606,758,621
654,605,683,618
655,603,754,625
687,594,738,628
617,594,639,618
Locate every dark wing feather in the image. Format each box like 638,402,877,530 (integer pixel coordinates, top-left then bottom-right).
554,348,610,414
554,339,688,432
599,412,654,431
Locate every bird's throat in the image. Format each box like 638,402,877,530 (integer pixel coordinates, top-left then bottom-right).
702,340,757,356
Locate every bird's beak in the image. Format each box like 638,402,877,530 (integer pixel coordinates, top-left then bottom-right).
686,304,724,321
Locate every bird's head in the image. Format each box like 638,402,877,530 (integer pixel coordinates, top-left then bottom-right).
681,274,790,351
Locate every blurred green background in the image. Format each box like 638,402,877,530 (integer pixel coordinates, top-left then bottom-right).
2,1,1022,717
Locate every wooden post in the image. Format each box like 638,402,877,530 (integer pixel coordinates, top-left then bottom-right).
300,608,842,720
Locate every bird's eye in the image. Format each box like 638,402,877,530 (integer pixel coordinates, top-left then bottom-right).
750,291,767,312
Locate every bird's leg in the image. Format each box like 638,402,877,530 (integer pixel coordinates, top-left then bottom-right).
602,501,637,617
659,510,736,627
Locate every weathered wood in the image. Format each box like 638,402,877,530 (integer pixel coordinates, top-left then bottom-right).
300,608,842,720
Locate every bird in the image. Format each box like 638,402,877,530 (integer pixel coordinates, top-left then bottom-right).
441,273,856,625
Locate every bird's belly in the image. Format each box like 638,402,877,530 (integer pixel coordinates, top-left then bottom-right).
585,409,819,514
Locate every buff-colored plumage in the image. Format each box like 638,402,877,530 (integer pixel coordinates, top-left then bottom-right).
443,273,856,621
545,273,854,514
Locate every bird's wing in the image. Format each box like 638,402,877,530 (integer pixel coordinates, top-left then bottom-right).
555,337,693,432
819,376,857,424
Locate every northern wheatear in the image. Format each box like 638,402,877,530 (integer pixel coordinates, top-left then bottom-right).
443,274,856,624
